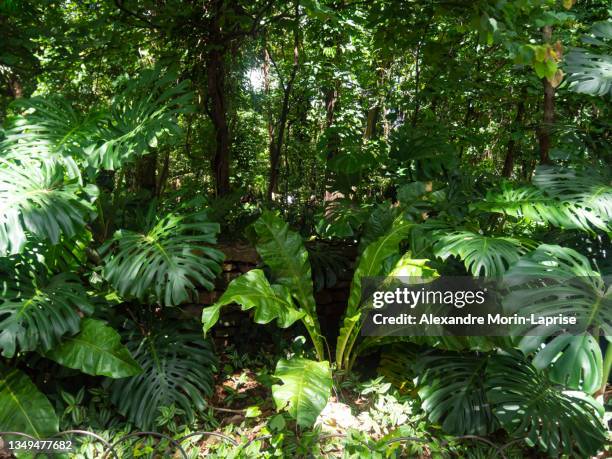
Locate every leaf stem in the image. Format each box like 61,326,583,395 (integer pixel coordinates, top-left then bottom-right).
598,340,612,397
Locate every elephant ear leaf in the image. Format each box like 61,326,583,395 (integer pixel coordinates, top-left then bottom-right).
486,355,606,458
271,357,332,428
202,269,304,335
251,212,323,358
45,319,142,378
251,211,316,315
0,366,58,438
336,217,412,368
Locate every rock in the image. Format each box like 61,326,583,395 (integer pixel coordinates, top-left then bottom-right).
182,304,203,317
218,243,259,264
199,290,220,304
315,402,359,433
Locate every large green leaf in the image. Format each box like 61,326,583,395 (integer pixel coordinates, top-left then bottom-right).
1,69,194,173
0,366,58,438
475,183,610,233
202,269,304,334
307,241,353,292
415,353,498,436
0,158,95,256
101,212,224,307
0,271,93,358
528,333,603,394
271,357,332,428
91,69,194,170
0,97,103,172
315,199,370,239
486,355,607,457
503,244,610,393
389,128,456,179
434,230,529,276
110,318,216,430
532,165,612,225
251,212,323,358
45,319,142,378
565,20,612,97
336,217,412,369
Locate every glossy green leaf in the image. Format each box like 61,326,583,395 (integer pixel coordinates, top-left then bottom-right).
252,211,323,358
504,244,610,393
202,269,304,335
0,158,94,256
101,212,224,307
528,333,602,394
336,217,412,369
565,20,612,97
475,182,610,233
0,366,58,438
434,230,529,276
416,353,498,435
45,319,142,378
0,272,93,358
272,357,332,428
487,355,606,457
0,69,194,172
110,318,216,430
532,165,611,225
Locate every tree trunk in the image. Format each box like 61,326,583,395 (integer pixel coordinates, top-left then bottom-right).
502,91,526,178
267,71,297,200
156,151,170,197
322,83,340,203
135,153,157,196
538,25,554,165
364,105,379,139
263,47,274,145
267,3,299,201
207,47,231,196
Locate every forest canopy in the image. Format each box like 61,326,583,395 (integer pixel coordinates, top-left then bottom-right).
0,0,611,457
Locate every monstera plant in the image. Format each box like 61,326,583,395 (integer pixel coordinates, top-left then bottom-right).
0,68,222,437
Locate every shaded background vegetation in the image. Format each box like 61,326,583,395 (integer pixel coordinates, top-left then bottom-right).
0,0,610,457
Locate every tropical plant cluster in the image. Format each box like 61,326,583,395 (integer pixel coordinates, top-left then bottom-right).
0,0,610,457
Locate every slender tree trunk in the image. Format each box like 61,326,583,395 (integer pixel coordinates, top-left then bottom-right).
263,46,273,145
156,151,170,197
207,47,231,196
267,2,299,201
135,153,157,196
411,41,422,127
502,91,526,178
538,25,554,165
364,105,379,139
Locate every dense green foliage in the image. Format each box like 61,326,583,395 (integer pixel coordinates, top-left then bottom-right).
0,0,610,457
